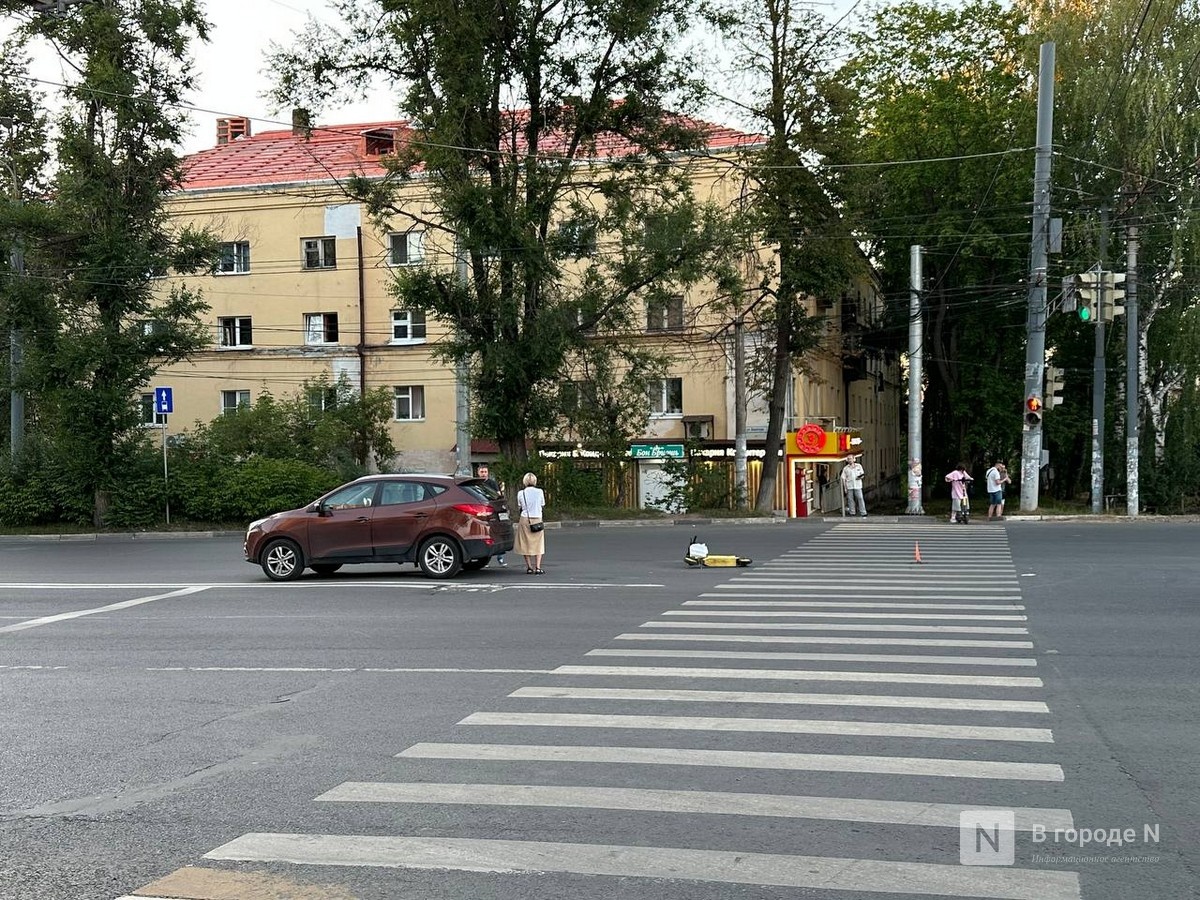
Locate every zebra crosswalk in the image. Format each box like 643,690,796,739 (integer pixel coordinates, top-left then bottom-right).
119,523,1082,900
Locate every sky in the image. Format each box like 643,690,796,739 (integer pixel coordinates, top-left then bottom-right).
10,0,859,157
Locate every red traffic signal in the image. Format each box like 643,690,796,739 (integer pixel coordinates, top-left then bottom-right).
1025,395,1043,426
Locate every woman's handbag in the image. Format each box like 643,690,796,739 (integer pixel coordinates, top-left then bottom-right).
529,521,545,533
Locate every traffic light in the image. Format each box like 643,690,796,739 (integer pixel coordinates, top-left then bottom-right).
1025,394,1043,427
1044,365,1065,409
1101,272,1126,322
1075,272,1099,323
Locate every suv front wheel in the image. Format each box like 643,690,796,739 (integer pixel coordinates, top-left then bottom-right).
417,535,462,579
261,538,305,581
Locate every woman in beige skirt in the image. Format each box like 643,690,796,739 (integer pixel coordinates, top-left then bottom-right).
515,472,546,574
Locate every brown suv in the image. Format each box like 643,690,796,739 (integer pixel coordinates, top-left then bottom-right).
244,474,515,581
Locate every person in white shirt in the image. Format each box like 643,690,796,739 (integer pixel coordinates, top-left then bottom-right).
515,472,547,574
985,460,1011,520
840,457,867,517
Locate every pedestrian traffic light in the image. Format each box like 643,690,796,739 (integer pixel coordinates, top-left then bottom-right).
1075,272,1099,323
1101,272,1126,322
1044,365,1065,409
1025,394,1043,426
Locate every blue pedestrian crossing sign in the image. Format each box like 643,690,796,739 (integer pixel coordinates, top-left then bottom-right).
155,387,173,415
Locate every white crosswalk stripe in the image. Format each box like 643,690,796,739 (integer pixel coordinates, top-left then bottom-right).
132,524,1081,900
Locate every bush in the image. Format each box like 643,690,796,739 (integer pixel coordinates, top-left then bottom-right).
171,456,338,524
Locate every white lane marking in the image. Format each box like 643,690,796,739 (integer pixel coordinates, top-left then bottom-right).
732,576,1020,584
0,587,209,634
315,782,1072,830
0,580,664,592
147,666,555,674
587,648,1037,667
510,685,1051,713
641,622,1030,634
459,711,1053,743
707,593,1025,602
663,611,1027,621
551,665,1042,687
0,664,68,670
616,633,1036,649
398,742,1066,781
716,585,1023,593
204,833,1080,899
690,600,1025,610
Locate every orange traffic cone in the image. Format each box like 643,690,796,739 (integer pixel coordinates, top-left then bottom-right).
913,541,923,564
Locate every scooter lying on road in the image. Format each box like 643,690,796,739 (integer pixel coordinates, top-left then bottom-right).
684,536,752,568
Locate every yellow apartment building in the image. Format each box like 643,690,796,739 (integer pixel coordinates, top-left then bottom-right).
151,116,901,513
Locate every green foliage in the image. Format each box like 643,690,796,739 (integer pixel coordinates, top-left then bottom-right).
268,0,743,461
170,455,338,523
658,447,734,512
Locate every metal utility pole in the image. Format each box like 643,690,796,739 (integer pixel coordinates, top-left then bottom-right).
906,244,924,514
1019,42,1056,512
733,315,748,510
453,238,471,476
1091,211,1108,514
1126,226,1139,516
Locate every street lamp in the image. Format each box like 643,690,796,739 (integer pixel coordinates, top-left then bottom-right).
2,117,24,460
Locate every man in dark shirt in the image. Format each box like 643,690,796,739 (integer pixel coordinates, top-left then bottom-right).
477,465,507,567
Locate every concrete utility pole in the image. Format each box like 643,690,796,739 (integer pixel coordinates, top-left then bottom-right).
733,315,748,510
1091,211,1108,514
1019,42,1056,512
453,238,471,476
2,117,24,460
906,244,924,514
1126,225,1139,516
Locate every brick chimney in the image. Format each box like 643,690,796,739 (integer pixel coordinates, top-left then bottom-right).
292,108,312,138
216,116,251,145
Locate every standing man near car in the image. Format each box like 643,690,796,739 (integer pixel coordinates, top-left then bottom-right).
477,465,507,567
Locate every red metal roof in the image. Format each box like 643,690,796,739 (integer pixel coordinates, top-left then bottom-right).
180,116,764,191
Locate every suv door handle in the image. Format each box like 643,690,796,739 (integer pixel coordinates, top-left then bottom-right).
355,516,370,523
413,513,429,518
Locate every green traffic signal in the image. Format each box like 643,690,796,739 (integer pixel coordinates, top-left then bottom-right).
1078,306,1092,322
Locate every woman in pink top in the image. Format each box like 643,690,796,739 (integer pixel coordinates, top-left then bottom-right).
945,463,974,523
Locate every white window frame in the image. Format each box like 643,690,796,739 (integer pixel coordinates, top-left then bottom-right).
302,236,337,270
217,316,253,349
304,312,339,345
216,241,250,275
390,308,427,344
393,385,426,421
139,393,166,427
221,389,250,415
649,377,683,417
388,231,425,266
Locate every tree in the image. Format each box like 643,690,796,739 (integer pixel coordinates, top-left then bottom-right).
9,0,219,524
268,0,742,467
840,0,1035,478
717,0,863,511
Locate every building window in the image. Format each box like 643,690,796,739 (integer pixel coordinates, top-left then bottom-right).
557,219,597,257
139,393,166,427
138,320,166,337
388,231,425,266
646,295,684,332
221,389,250,414
390,309,427,343
649,377,683,416
304,313,339,345
363,128,397,156
393,385,426,421
302,236,337,270
216,241,250,274
306,385,338,412
218,316,253,348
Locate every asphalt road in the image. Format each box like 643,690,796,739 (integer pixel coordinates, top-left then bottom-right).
0,520,1196,900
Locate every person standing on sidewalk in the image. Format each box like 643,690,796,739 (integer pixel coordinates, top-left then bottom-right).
477,465,507,567
945,463,974,523
985,460,1011,521
516,472,547,575
841,456,867,517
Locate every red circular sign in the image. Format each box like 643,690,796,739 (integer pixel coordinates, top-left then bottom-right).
797,424,825,454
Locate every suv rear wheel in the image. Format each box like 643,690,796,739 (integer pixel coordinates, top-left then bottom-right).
418,535,462,579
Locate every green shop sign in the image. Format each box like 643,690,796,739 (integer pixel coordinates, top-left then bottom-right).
630,443,685,459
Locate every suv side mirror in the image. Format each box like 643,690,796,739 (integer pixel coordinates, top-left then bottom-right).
313,500,330,517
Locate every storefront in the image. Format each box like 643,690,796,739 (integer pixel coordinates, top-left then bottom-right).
785,424,863,517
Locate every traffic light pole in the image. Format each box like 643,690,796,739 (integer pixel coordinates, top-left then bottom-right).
1091,213,1108,515
1020,42,1056,513
1126,226,1139,516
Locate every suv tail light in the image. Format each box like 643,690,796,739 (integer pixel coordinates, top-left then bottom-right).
452,503,494,519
